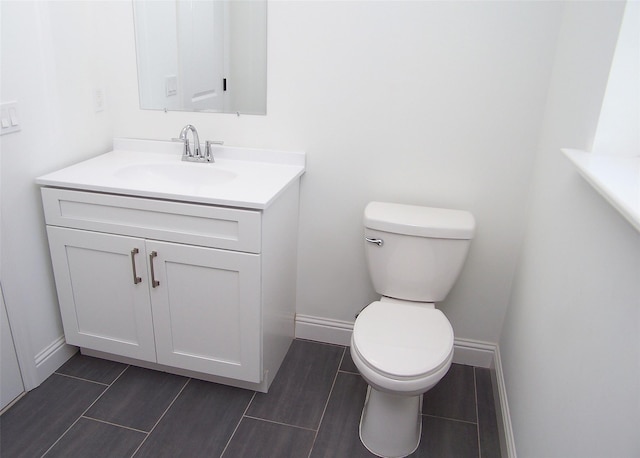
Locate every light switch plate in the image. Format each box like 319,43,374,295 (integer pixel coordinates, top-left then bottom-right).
165,75,177,97
0,102,21,135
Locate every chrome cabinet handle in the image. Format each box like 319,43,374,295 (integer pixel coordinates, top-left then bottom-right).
365,237,384,246
149,251,160,288
130,248,142,285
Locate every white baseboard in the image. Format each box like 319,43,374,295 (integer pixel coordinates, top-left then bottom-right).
295,314,353,346
452,337,495,368
492,344,518,458
295,314,496,367
295,313,516,456
34,336,77,384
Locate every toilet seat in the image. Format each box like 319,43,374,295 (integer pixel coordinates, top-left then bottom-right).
352,301,454,382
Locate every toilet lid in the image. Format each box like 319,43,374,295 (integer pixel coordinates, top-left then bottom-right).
353,301,454,379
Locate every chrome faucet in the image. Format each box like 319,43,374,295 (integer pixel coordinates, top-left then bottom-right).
179,124,201,161
175,124,222,163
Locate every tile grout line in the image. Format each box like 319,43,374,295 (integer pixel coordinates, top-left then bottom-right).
39,365,132,458
474,367,482,458
306,346,346,458
78,416,150,434
53,372,111,387
422,413,479,426
338,369,359,375
241,414,319,432
128,377,192,458
219,391,257,457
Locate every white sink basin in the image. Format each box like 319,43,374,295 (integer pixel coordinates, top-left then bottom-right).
36,138,306,209
114,163,237,187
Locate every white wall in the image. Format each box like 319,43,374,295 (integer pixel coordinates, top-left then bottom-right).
500,2,640,456
110,1,564,346
1,1,114,387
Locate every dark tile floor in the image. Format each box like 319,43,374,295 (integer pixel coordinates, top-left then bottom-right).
0,339,501,458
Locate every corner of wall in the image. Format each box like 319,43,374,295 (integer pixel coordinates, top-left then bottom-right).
34,337,77,385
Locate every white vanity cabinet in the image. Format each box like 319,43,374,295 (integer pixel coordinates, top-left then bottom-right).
46,227,158,363
145,240,260,381
41,183,300,392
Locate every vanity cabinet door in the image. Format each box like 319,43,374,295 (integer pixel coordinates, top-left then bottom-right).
46,227,157,362
147,240,261,383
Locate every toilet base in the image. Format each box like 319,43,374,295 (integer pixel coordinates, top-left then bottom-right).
359,386,422,458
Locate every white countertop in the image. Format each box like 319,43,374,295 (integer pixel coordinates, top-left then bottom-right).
36,138,306,210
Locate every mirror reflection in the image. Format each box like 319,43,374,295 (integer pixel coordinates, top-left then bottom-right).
133,0,267,115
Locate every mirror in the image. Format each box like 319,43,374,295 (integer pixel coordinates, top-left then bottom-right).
132,0,267,115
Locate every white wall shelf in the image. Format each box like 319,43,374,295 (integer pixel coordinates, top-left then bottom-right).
563,149,640,232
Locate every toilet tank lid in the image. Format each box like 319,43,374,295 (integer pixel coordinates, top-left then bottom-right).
364,202,475,239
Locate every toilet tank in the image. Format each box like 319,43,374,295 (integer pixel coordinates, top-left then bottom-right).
364,202,475,302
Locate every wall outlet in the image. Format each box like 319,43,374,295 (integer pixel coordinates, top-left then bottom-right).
0,102,21,135
93,87,106,112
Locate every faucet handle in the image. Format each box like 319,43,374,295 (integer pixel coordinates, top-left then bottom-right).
171,137,190,157
204,140,223,163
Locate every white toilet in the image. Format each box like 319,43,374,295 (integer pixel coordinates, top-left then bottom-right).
351,202,475,458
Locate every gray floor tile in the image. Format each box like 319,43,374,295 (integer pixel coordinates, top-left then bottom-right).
340,347,360,374
418,415,479,457
310,372,376,458
0,374,105,458
84,366,187,432
56,353,127,385
475,367,502,458
246,340,344,429
134,379,254,457
43,417,146,458
1,340,503,457
422,363,477,423
222,417,315,458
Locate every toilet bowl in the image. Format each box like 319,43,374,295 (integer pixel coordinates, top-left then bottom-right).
351,301,454,395
352,202,475,458
351,300,454,457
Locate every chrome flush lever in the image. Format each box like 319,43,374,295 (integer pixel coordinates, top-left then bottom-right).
365,237,384,246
